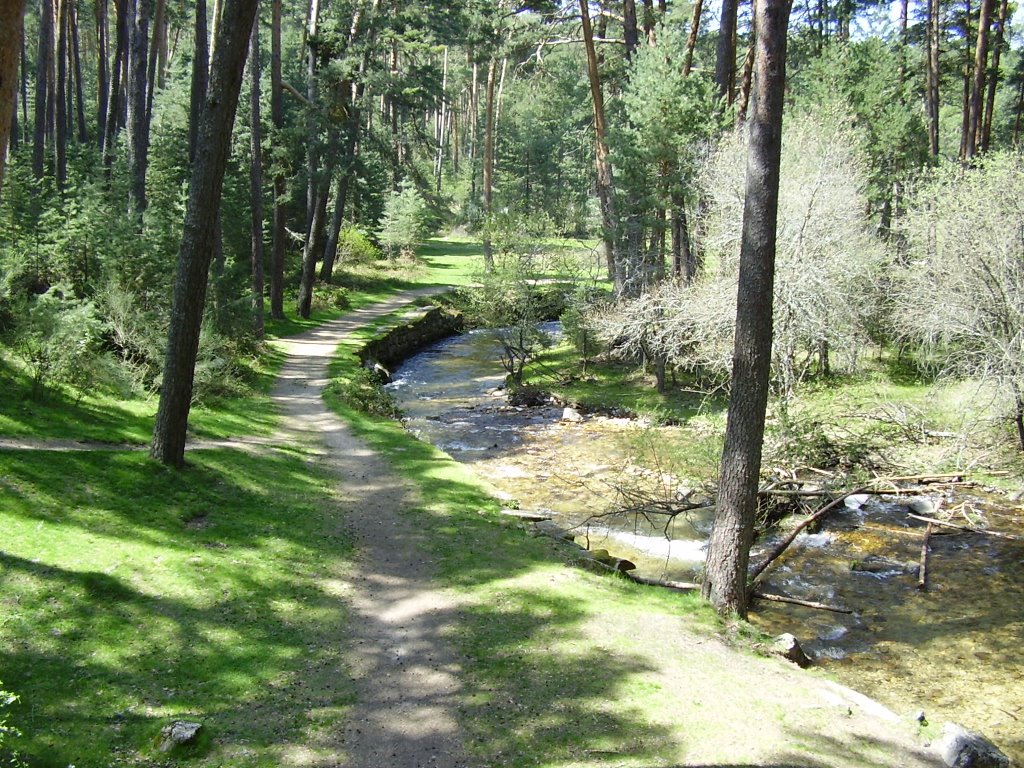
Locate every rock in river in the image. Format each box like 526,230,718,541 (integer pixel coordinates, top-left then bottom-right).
938,722,1010,768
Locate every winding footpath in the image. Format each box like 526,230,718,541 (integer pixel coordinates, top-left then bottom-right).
269,288,470,767
3,290,965,766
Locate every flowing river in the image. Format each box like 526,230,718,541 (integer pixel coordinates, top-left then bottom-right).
387,326,1024,762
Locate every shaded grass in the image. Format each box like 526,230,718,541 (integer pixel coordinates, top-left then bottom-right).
0,447,357,767
324,329,720,767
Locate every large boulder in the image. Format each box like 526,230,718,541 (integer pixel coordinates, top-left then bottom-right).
938,723,1010,768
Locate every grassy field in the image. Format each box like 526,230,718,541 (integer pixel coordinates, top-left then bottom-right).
5,234,1006,766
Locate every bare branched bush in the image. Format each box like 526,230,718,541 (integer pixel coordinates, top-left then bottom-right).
589,110,886,398
894,152,1024,449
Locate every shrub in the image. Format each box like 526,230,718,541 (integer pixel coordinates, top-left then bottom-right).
326,367,400,418
309,281,351,313
336,226,381,264
894,152,1024,449
13,284,110,396
379,182,429,260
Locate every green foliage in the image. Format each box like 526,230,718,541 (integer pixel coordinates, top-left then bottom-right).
325,365,400,418
378,182,430,259
309,281,352,313
0,683,22,766
11,285,110,396
335,226,382,264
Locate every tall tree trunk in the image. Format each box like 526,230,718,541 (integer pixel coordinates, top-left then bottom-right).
580,0,619,289
433,45,447,194
55,0,67,188
151,0,259,468
716,0,739,104
958,0,973,160
683,0,703,76
981,0,1008,151
188,0,207,161
0,0,27,194
321,171,347,280
95,0,108,144
145,0,165,126
269,0,284,318
296,0,323,319
70,2,87,142
965,0,992,159
702,0,792,618
927,0,940,158
734,40,756,126
481,55,497,272
249,10,264,338
102,0,126,168
126,0,150,214
623,0,640,60
33,0,54,179
643,0,656,44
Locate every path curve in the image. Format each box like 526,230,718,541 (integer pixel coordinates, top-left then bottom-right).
270,288,471,768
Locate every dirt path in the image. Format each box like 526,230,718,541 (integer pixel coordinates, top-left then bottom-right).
269,288,470,768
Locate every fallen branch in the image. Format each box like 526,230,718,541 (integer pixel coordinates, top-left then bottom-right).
917,523,933,591
751,488,869,582
623,573,700,591
751,591,853,614
907,513,1020,540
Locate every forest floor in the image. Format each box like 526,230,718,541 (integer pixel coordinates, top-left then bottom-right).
253,288,948,767
0,266,967,766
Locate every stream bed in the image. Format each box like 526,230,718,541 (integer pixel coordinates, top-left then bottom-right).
387,327,1024,762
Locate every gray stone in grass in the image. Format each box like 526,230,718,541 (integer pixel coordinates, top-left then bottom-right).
158,721,203,753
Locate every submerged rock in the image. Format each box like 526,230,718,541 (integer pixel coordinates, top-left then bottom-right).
561,406,584,423
938,722,1010,768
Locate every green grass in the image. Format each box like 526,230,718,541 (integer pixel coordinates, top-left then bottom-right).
323,327,721,768
0,447,357,766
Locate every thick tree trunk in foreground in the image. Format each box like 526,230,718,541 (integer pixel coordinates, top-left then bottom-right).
702,0,792,618
151,0,258,468
1,0,28,194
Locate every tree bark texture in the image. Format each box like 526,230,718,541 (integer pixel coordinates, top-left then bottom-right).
102,0,126,168
0,0,27,194
249,10,265,338
55,0,68,187
96,0,109,147
188,0,208,161
715,0,739,104
981,0,1009,151
964,0,992,159
151,0,259,468
269,0,285,318
296,0,320,317
623,0,640,59
683,0,703,76
33,0,54,179
579,0,619,289
927,0,940,157
126,0,150,213
702,0,792,618
481,56,497,272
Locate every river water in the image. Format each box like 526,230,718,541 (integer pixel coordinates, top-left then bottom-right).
387,327,1024,762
